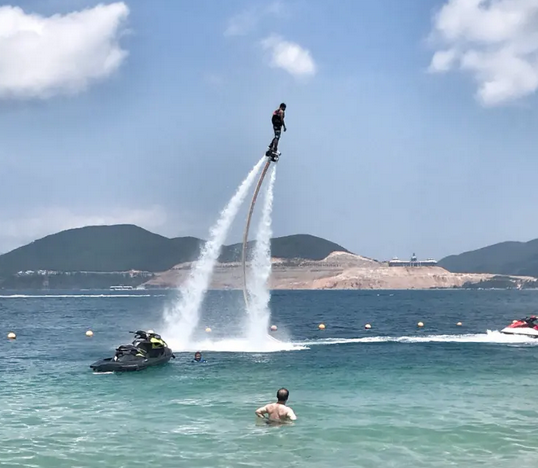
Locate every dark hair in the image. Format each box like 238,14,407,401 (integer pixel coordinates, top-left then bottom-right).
279,103,286,110
277,388,289,401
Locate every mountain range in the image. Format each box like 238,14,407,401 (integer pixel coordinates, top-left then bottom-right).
0,224,349,277
438,238,538,277
3,225,538,290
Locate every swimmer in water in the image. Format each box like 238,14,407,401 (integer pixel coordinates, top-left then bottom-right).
255,388,297,424
192,351,206,363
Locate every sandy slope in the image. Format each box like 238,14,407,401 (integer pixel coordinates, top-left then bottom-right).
142,252,535,290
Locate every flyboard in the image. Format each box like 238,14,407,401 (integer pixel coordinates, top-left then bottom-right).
241,153,281,344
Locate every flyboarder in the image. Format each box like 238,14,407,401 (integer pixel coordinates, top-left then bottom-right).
266,103,286,162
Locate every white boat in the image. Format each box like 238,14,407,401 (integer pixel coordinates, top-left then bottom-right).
500,316,538,337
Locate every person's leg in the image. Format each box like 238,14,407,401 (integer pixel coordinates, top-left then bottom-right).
272,126,282,151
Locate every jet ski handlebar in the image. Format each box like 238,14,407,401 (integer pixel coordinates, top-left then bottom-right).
128,330,159,337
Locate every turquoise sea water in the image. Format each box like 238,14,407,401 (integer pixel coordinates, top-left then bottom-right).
1,289,538,467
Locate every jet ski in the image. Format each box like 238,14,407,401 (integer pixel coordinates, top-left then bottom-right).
90,330,175,372
500,316,538,337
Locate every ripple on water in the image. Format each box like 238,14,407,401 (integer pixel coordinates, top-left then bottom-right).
2,290,538,467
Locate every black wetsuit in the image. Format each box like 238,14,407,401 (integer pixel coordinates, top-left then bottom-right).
269,108,285,153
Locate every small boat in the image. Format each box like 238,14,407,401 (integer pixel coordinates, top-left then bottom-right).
90,330,175,372
500,316,538,338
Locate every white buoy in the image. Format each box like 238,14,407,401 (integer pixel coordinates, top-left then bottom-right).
7,332,16,340
417,322,424,328
270,325,278,331
85,330,94,337
457,322,462,326
318,323,326,330
365,323,372,329
205,327,212,333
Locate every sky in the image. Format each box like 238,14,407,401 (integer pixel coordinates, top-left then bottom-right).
2,0,538,261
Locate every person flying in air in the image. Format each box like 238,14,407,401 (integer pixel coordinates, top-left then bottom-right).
266,103,287,161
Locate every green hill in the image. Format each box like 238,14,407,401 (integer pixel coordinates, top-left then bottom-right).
0,225,203,275
439,238,538,277
0,224,350,277
220,234,350,263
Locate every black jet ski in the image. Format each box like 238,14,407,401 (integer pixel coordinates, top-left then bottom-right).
90,330,175,372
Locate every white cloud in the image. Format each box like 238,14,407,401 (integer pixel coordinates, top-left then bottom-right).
0,206,168,253
261,35,316,78
224,1,283,37
0,2,129,100
428,0,538,106
224,8,258,37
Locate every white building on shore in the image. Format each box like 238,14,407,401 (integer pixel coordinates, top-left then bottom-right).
388,253,437,267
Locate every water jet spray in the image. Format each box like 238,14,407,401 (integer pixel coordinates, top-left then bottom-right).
241,158,273,309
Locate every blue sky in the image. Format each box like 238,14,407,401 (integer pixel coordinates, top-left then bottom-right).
1,0,538,261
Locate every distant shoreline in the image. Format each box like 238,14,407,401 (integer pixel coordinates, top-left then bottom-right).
3,224,538,290
2,285,538,293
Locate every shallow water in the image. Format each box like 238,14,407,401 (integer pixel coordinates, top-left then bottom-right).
1,289,538,467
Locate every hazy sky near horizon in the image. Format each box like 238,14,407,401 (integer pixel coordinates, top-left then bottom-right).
2,0,538,261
